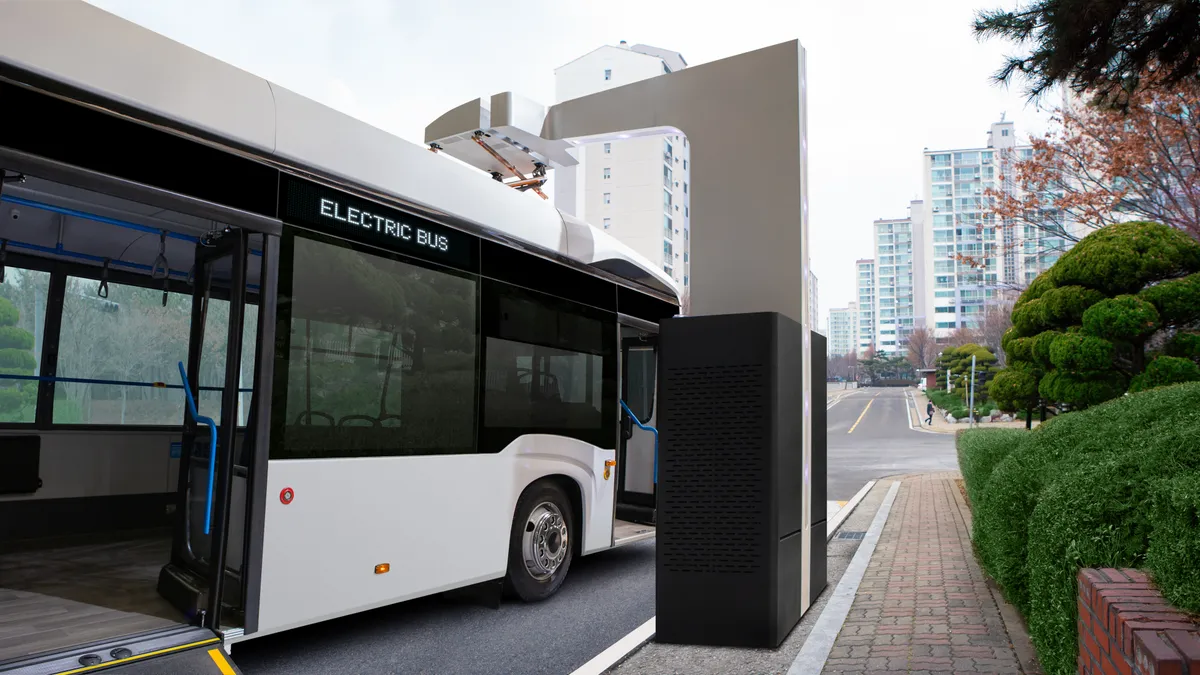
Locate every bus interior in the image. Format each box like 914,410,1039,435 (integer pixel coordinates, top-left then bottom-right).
0,169,263,666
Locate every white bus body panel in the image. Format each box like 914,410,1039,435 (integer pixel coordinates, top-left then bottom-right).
254,436,615,638
0,0,679,302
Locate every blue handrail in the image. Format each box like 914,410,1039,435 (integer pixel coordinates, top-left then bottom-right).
0,372,252,392
620,399,659,485
177,361,218,535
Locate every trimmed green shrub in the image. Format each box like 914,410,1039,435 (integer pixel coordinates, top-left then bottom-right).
1048,332,1114,371
1139,272,1200,326
1129,355,1200,393
957,428,1027,508
1025,415,1200,675
990,222,1200,412
989,363,1040,412
1146,470,1200,615
973,382,1200,618
1166,331,1200,360
928,390,959,410
1082,295,1160,343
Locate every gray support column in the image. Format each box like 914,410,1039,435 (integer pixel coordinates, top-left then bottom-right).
542,39,814,609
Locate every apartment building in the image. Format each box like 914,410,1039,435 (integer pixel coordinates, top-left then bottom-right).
554,42,691,288
855,259,876,356
871,200,925,355
827,303,857,358
920,120,1072,340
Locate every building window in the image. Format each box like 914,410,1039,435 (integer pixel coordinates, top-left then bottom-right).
603,142,611,154
683,275,688,286
683,159,688,170
603,167,611,179
274,233,477,459
663,214,672,238
683,182,688,194
1002,129,1009,136
664,165,673,188
603,217,611,229
664,189,673,212
604,69,611,81
663,63,671,74
664,240,673,259
603,193,611,205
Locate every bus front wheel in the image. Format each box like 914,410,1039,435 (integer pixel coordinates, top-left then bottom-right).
505,480,575,602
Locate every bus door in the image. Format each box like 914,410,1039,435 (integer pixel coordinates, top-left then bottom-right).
160,227,251,631
617,323,658,526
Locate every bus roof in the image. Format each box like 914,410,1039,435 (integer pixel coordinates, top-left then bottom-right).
0,0,681,305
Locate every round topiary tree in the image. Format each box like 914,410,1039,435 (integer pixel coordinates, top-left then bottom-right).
989,221,1200,413
0,296,37,422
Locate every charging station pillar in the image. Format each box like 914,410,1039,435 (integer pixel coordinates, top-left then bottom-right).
539,39,823,648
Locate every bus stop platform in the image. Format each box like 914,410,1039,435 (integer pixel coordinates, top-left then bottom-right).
599,473,1040,675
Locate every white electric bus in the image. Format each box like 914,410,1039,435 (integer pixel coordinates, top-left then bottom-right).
0,3,673,673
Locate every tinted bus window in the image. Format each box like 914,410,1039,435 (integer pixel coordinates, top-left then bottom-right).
271,231,478,459
480,280,617,453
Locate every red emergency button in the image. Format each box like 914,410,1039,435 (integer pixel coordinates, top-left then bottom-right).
280,487,295,505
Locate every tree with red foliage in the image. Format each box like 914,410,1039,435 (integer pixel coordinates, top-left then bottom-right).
987,69,1200,249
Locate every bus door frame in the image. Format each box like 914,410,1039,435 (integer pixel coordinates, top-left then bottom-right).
615,314,660,526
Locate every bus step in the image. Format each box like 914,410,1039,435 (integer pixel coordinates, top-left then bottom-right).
615,503,656,526
157,564,243,621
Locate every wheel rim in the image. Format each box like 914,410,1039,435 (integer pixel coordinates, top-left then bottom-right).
522,501,569,581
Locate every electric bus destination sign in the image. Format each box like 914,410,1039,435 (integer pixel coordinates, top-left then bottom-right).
280,175,476,270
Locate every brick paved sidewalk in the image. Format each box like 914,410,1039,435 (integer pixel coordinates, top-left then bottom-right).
821,473,1030,674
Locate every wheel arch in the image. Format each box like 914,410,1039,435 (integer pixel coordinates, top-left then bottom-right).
514,473,585,558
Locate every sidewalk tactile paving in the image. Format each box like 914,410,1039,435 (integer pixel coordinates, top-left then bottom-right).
820,475,1024,674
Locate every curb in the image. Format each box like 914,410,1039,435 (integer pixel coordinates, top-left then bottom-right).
786,481,902,675
826,480,874,541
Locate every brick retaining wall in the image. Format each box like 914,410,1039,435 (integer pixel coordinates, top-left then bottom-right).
1077,568,1200,674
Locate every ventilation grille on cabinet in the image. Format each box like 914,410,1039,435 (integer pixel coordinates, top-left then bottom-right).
660,364,768,574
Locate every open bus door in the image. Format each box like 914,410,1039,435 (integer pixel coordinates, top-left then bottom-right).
616,321,659,528
157,227,250,637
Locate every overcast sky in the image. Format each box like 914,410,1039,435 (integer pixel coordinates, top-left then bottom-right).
87,0,1053,325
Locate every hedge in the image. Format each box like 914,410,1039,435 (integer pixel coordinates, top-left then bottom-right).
962,382,1200,675
1146,469,1200,613
956,428,1027,508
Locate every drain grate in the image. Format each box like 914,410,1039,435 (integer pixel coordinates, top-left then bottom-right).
835,530,866,540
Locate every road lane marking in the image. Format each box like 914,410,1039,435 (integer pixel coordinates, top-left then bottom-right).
846,399,874,434
569,616,656,675
904,390,940,435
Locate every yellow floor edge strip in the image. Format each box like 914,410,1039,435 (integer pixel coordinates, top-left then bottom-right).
208,648,237,675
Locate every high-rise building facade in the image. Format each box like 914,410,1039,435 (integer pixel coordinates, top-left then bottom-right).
921,120,1071,341
827,303,856,357
554,42,691,289
855,258,876,356
871,200,926,355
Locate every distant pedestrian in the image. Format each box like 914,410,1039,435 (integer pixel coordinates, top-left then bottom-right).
925,401,934,425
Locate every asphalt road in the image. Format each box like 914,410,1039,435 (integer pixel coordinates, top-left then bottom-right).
233,386,954,674
233,540,655,675
825,387,957,499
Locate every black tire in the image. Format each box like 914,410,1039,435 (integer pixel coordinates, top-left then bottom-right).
505,480,575,602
